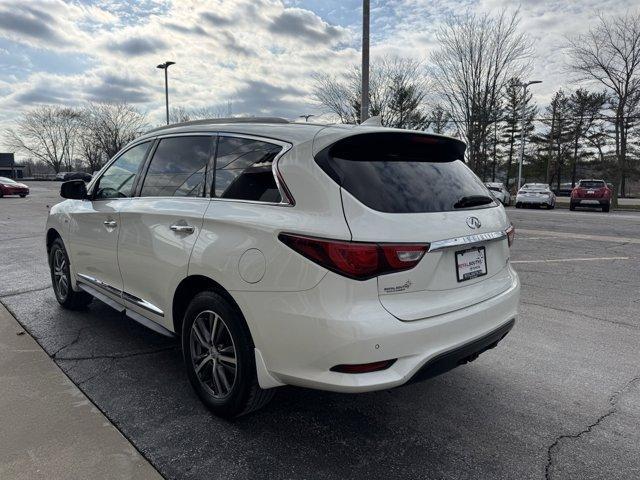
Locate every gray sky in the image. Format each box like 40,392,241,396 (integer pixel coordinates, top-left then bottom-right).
0,0,638,136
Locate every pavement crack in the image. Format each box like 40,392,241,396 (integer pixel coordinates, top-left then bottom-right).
521,301,639,330
545,376,640,479
55,345,177,362
0,285,52,299
51,326,90,359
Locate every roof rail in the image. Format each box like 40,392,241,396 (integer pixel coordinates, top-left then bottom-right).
145,117,290,134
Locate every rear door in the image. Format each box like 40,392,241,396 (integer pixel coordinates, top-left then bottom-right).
315,132,514,321
117,135,213,330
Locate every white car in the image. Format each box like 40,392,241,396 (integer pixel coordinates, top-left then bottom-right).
515,183,556,209
485,182,511,206
46,118,520,417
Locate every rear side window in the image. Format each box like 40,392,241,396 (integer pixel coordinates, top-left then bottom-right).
214,136,283,203
94,141,150,200
579,180,605,189
140,136,211,197
315,133,492,213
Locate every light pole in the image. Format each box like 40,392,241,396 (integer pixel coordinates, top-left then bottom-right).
516,80,541,190
156,61,175,125
299,114,314,122
361,0,370,123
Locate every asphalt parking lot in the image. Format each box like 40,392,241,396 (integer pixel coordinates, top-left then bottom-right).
1,182,639,480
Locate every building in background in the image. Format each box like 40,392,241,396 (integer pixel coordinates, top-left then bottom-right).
0,153,24,179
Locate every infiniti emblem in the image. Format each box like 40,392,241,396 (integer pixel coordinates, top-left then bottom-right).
466,216,481,229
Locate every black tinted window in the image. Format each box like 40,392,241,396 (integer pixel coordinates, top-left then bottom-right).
141,137,211,197
316,133,492,213
579,181,605,188
215,137,282,202
95,142,150,199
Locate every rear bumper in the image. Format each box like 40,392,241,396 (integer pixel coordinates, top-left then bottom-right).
572,198,609,205
234,266,520,393
516,195,551,205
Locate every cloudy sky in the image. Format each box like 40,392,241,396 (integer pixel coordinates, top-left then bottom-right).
0,0,638,137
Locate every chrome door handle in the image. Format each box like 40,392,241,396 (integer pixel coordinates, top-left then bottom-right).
103,220,117,228
170,224,195,234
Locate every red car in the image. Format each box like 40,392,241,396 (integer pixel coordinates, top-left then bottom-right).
0,176,29,198
570,179,611,212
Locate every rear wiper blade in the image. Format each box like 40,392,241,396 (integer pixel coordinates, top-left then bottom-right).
454,195,494,209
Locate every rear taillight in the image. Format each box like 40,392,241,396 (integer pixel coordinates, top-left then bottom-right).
505,224,515,247
278,233,429,280
331,359,397,374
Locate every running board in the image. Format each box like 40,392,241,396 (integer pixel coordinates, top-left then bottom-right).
77,281,175,338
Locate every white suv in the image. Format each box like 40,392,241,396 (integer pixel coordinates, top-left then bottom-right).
46,118,520,417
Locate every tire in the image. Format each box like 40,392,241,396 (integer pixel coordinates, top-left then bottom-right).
548,203,555,210
569,202,576,211
19,194,26,198
49,238,93,309
182,291,275,418
0,191,3,198
515,202,521,209
603,203,610,213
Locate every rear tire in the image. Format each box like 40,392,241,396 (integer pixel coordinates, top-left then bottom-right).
515,202,521,209
19,194,26,198
49,238,93,310
603,203,610,213
569,202,576,211
182,291,275,418
548,203,555,210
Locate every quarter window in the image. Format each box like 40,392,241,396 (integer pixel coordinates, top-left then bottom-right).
214,136,283,202
140,136,211,197
94,142,150,200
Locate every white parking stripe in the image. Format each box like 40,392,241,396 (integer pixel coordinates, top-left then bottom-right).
518,228,640,245
512,256,630,264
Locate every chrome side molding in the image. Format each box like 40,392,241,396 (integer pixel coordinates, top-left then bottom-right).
428,230,507,252
76,273,164,317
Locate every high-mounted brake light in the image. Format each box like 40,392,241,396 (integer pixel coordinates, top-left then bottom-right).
505,224,515,247
278,233,429,280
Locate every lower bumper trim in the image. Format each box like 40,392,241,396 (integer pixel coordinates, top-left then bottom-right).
409,318,515,384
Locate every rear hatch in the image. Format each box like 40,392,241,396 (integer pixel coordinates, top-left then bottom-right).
315,131,513,321
576,181,606,198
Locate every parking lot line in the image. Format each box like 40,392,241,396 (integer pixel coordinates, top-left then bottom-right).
517,228,640,245
512,256,630,264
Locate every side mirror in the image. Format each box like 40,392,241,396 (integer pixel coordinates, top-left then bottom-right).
60,180,88,200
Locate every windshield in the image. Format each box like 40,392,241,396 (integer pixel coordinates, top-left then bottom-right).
579,181,605,189
316,133,494,213
0,177,17,184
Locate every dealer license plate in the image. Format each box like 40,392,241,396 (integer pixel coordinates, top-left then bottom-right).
455,247,487,282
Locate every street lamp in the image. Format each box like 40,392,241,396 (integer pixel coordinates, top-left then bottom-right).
156,61,175,125
361,0,370,123
516,80,542,190
299,114,314,122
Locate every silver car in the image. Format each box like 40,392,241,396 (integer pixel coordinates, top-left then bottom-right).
485,182,511,206
515,183,556,209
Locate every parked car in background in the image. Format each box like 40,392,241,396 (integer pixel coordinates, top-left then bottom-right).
0,176,29,198
485,182,511,206
55,172,70,181
46,118,519,417
570,179,611,212
64,172,92,182
553,182,574,197
515,183,556,209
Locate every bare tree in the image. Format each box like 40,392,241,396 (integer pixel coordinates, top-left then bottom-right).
82,102,148,160
4,106,81,173
428,104,452,135
430,10,533,173
567,12,640,204
312,57,428,127
170,103,233,124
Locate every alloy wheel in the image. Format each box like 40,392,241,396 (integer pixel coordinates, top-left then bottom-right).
190,310,237,399
52,249,69,300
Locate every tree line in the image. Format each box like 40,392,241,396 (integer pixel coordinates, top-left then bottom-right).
313,11,640,205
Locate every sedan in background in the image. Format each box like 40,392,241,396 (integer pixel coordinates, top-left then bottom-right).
0,177,29,198
515,183,556,209
570,179,611,212
485,182,511,206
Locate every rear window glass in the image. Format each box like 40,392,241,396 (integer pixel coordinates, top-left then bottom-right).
579,181,605,189
315,133,493,213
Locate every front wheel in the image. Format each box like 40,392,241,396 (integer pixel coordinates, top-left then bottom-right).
569,202,576,211
19,194,27,198
49,238,93,309
182,291,275,418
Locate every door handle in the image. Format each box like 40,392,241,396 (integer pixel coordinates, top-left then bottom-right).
170,224,195,234
103,220,117,228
